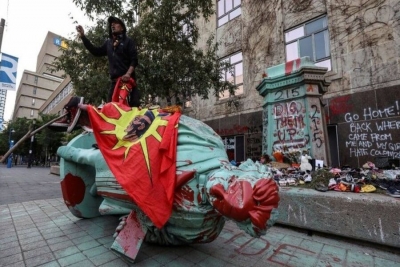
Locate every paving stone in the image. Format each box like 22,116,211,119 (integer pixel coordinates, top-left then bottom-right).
0,246,21,258
76,240,101,251
46,236,70,245
49,240,75,252
37,261,61,267
2,166,400,267
151,250,180,265
23,245,52,259
53,246,80,259
81,245,109,258
126,258,162,267
4,261,26,267
18,234,45,246
21,240,48,251
57,252,87,267
98,258,130,267
0,253,23,266
64,259,95,267
181,250,210,263
197,255,228,267
24,252,56,267
88,250,119,266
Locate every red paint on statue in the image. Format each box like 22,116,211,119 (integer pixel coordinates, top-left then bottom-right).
210,178,279,235
60,173,86,207
175,170,196,189
174,184,195,208
97,191,133,202
210,179,254,222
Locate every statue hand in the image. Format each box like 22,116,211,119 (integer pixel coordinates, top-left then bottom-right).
209,180,254,222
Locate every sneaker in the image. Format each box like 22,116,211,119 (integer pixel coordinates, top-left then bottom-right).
328,178,337,187
47,96,84,133
304,174,312,183
315,182,328,192
387,187,400,198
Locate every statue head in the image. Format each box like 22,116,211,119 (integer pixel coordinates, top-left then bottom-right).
206,159,280,237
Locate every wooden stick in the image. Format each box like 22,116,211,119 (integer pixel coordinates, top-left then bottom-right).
0,113,67,163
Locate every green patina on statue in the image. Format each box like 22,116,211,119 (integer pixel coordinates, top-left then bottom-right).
57,112,280,260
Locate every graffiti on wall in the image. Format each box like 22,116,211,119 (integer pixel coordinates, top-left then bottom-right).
307,98,326,160
344,101,400,158
272,99,308,151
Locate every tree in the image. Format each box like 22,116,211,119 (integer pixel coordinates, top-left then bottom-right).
0,116,66,164
53,0,236,107
35,114,70,163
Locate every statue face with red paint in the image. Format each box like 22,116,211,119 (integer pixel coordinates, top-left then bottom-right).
206,160,280,237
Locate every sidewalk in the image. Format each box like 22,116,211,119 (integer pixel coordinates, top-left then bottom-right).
1,165,400,266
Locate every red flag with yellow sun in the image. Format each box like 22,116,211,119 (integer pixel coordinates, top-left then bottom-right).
87,103,180,229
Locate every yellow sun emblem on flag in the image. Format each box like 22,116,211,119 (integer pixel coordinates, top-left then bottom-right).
93,103,168,174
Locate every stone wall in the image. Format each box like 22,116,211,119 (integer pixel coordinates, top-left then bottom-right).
190,0,400,167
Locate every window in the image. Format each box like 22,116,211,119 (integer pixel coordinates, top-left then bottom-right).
285,16,331,70
222,135,244,163
219,52,243,100
217,0,241,27
33,87,37,95
30,109,34,117
32,98,35,106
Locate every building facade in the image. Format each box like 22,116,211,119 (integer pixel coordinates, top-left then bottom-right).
0,89,6,125
12,31,65,120
184,0,400,168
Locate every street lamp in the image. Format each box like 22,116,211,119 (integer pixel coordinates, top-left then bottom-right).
27,120,36,168
7,128,15,168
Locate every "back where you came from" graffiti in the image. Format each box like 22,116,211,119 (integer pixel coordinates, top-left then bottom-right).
344,101,400,158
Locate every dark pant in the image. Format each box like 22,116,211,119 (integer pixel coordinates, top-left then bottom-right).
108,80,141,107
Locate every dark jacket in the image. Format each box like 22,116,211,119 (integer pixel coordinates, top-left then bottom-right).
81,17,138,80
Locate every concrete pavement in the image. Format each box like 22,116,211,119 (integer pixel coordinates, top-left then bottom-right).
1,165,400,267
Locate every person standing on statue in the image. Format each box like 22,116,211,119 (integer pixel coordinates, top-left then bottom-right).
76,16,140,107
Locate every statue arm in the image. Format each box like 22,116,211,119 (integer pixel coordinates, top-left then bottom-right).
57,146,103,167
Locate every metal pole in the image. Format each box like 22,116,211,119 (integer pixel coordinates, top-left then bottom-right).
0,18,5,52
27,120,36,168
7,128,14,168
0,19,8,127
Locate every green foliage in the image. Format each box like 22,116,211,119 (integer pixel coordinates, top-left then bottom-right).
35,114,69,156
0,118,32,156
53,0,236,106
0,116,66,163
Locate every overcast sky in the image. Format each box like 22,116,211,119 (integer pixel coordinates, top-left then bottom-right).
0,0,92,121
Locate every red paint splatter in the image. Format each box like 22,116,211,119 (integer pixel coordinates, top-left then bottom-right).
329,95,352,116
285,58,301,75
174,184,195,206
97,191,134,202
61,173,86,207
175,170,196,189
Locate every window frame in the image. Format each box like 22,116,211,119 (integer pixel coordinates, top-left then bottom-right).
217,0,242,27
219,51,244,100
284,15,331,70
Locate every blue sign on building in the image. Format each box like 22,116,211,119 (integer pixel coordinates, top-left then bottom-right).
0,53,18,91
53,37,68,49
